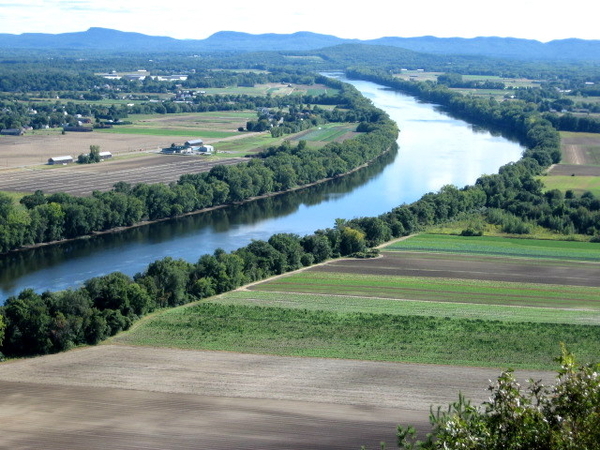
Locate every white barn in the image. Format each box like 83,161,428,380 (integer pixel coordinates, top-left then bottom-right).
48,155,74,165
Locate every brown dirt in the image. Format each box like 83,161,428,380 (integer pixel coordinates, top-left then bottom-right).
0,153,244,196
0,132,174,168
547,164,600,177
305,251,600,288
560,134,600,165
0,344,553,449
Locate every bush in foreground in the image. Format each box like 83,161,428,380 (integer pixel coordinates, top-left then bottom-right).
397,346,600,450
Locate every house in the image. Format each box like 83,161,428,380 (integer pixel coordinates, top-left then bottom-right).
48,155,74,165
99,151,112,159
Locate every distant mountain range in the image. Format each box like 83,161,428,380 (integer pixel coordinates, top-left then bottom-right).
1,27,599,61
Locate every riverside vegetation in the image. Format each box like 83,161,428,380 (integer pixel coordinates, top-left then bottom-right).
1,61,600,358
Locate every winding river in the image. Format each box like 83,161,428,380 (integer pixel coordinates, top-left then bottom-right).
0,76,524,301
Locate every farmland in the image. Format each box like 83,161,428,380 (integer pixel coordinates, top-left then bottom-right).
543,131,600,196
0,109,358,195
112,233,600,369
0,232,595,448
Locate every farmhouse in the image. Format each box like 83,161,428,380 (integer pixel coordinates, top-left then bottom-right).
99,151,113,159
48,155,74,165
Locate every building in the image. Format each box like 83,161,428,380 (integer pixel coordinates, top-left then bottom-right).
198,145,214,154
48,155,74,165
185,139,204,147
99,151,112,159
162,145,191,154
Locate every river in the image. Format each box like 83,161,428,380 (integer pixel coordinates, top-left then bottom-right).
0,76,524,301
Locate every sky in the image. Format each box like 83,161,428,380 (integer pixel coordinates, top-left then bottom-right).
1,0,599,43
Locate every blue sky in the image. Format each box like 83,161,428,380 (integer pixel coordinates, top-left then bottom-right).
1,0,598,42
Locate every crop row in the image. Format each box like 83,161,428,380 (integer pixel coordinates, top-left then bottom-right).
213,290,600,325
250,272,600,308
384,233,600,261
115,303,600,369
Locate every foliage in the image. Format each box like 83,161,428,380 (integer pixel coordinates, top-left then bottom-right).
77,145,102,164
397,347,600,450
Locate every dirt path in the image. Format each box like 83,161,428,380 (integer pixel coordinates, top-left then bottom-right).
562,144,584,165
0,344,553,449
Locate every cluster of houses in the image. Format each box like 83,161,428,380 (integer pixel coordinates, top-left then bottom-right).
161,139,214,155
100,70,188,82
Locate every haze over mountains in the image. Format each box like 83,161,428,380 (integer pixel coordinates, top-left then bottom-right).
1,27,599,60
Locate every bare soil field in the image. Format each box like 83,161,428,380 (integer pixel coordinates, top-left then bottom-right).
548,163,600,177
0,153,244,196
0,344,553,450
559,133,600,165
0,132,175,168
308,251,600,288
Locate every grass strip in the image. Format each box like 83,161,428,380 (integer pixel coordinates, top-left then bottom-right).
114,303,600,370
252,272,600,309
96,127,237,138
213,291,600,325
384,234,600,261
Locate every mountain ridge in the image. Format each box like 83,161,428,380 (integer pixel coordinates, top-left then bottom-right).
0,27,599,60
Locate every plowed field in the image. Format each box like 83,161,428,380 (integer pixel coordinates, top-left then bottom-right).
0,153,244,196
0,345,552,450
309,251,600,288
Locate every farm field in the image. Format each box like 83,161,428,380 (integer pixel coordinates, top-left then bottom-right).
543,131,600,196
0,345,552,450
1,233,591,448
112,233,600,369
0,111,256,169
0,109,359,195
0,153,245,196
392,71,541,100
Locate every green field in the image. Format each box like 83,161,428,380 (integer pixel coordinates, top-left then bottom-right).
96,127,238,138
247,271,600,309
114,301,600,369
210,290,599,325
540,175,600,197
289,124,357,142
384,233,600,261
114,233,600,370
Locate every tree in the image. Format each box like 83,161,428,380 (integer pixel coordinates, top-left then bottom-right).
0,314,5,348
397,346,600,450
